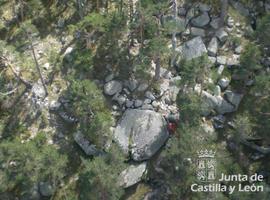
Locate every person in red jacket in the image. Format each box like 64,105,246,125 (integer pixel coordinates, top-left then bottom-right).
165,113,179,134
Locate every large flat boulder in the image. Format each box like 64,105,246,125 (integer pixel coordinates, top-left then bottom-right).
114,109,169,161
177,36,207,61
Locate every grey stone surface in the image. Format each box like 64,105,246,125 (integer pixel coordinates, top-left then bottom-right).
126,100,134,108
191,27,206,37
145,91,156,101
185,7,195,24
198,3,211,12
216,29,228,43
134,99,143,108
218,77,230,89
224,90,243,109
112,94,127,106
217,65,225,75
235,45,243,54
104,80,123,96
74,132,102,156
227,54,240,66
177,36,207,61
217,56,227,65
118,162,147,188
207,37,218,56
191,12,210,27
141,104,154,110
210,18,221,29
208,56,217,65
201,91,235,115
114,109,169,161
137,83,149,92
214,85,221,96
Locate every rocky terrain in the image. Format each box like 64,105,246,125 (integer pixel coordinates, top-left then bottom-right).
0,0,270,199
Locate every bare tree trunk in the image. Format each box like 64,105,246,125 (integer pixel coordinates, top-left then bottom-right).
171,0,177,67
219,0,228,27
154,15,161,81
172,0,177,50
129,0,134,47
26,32,48,96
154,56,161,81
0,56,32,89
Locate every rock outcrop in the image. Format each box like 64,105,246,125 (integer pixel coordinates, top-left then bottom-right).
114,109,169,161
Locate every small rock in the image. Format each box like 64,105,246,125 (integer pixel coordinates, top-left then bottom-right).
191,12,210,27
217,65,225,75
227,54,240,66
214,85,221,96
145,91,156,101
227,17,234,28
43,63,50,70
224,91,243,109
218,77,230,89
212,115,226,129
74,132,102,156
208,56,217,65
190,27,206,37
217,56,227,65
185,7,195,24
198,3,211,12
201,122,216,139
64,47,73,56
126,100,133,108
245,79,254,86
235,45,243,54
144,98,152,105
152,101,159,108
134,100,143,108
113,94,126,106
118,162,147,188
137,83,149,92
104,80,123,96
105,74,114,83
49,100,61,111
141,104,154,110
210,18,221,29
39,182,54,197
216,28,228,43
207,37,218,56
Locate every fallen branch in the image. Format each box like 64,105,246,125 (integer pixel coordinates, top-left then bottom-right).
0,87,18,96
0,56,32,89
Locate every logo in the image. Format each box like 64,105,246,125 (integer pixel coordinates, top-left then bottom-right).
196,150,216,182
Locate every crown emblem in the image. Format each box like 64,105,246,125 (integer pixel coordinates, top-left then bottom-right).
197,150,215,158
